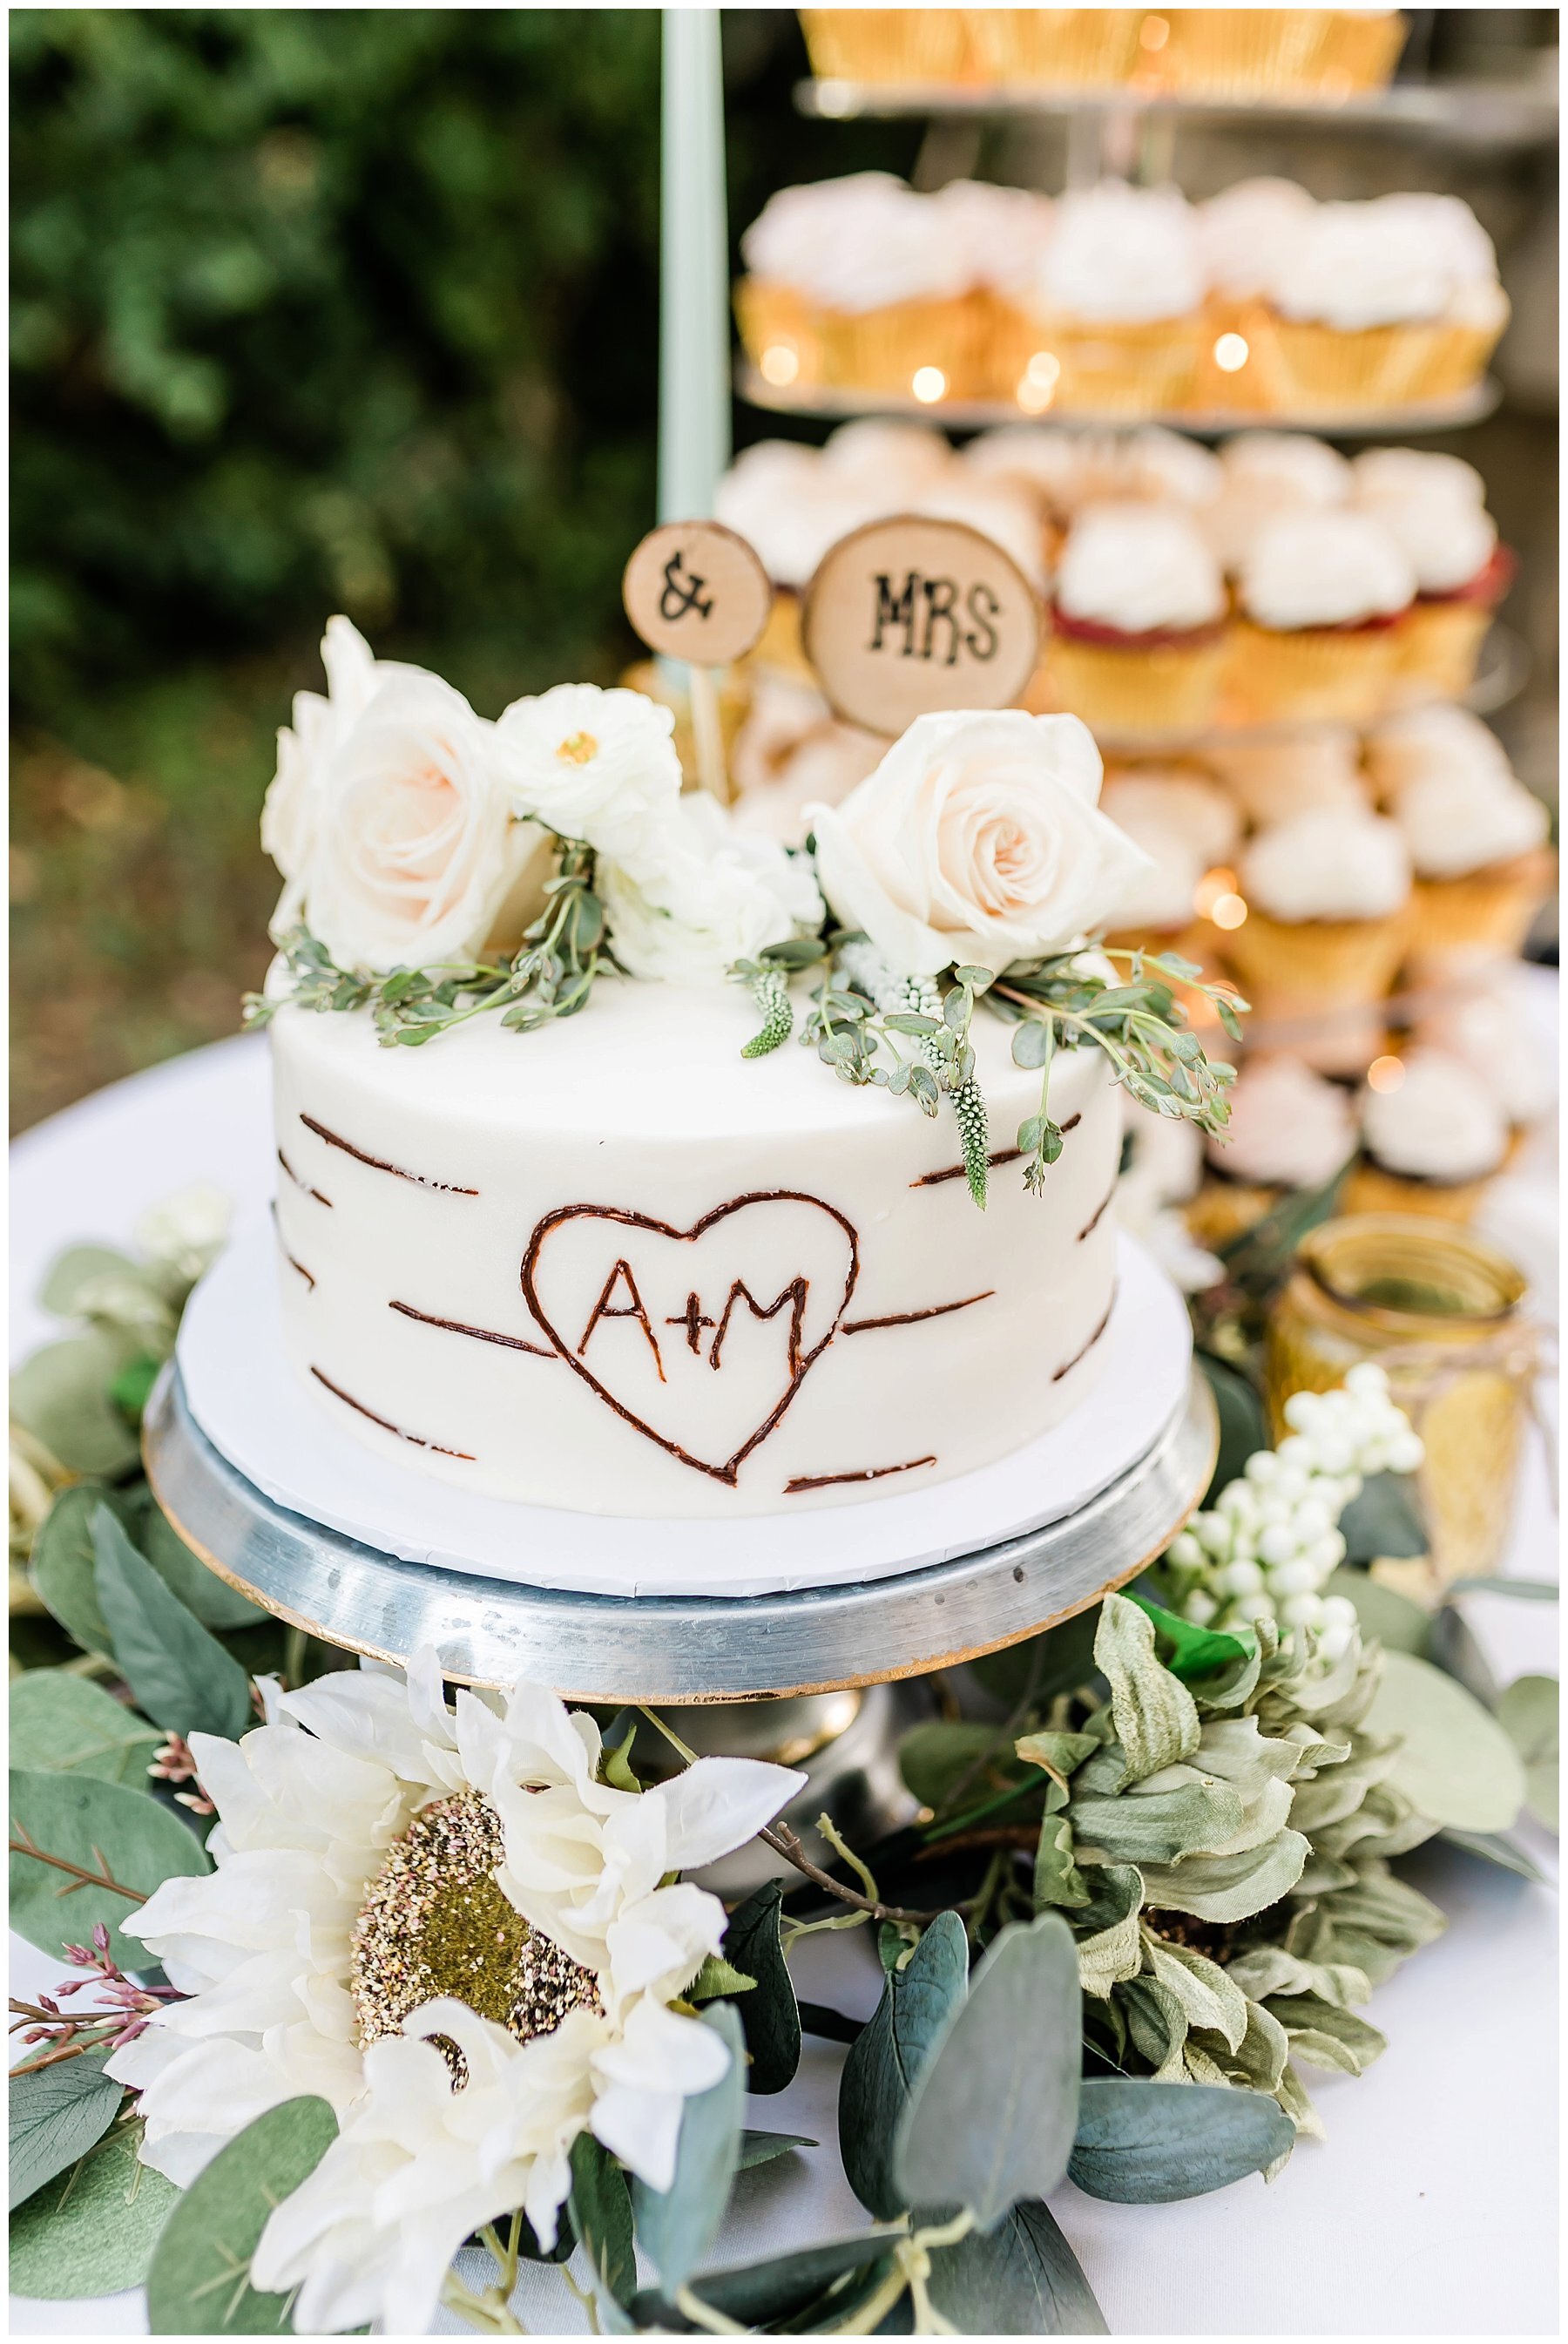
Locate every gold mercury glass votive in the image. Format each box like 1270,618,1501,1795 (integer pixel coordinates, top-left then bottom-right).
1265,1215,1538,1595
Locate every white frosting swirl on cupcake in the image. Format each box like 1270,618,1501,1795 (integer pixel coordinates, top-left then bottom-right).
1239,511,1415,630
1206,432,1351,570
1210,1055,1357,1187
1417,972,1557,1128
1351,450,1497,595
1120,428,1224,510
913,478,1050,591
1240,807,1411,923
1395,768,1549,879
1364,703,1516,798
821,417,956,491
961,426,1084,511
1101,769,1240,869
931,180,1054,299
1057,504,1225,633
741,176,972,311
1036,184,1203,324
1265,197,1463,329
1197,177,1317,302
1361,1047,1510,1182
1201,730,1369,825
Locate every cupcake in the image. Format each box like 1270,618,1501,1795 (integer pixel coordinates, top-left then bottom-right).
967,8,1148,89
1046,503,1228,735
1389,754,1553,977
714,442,869,682
1346,1047,1511,1222
1363,701,1514,800
1352,448,1512,703
818,416,956,496
1230,510,1414,724
1189,1053,1357,1248
1200,727,1369,827
1243,194,1507,413
797,10,978,85
1099,768,1240,960
1014,183,1206,416
961,423,1089,527
1193,178,1317,408
1204,431,1352,573
729,674,883,848
929,180,1056,399
1416,965,1558,1143
1118,426,1225,512
1220,805,1411,1074
737,176,983,403
1372,193,1511,399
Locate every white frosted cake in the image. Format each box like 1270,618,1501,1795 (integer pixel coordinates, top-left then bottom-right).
253,619,1237,1524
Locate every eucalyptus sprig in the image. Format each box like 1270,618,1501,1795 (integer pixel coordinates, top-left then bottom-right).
244,843,611,1049
990,945,1245,1196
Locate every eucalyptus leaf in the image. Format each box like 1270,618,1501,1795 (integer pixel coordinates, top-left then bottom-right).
1094,1595,1200,1786
10,1331,143,1477
38,1244,145,1318
8,1670,161,1789
569,2132,635,2311
91,1507,254,1740
1496,1675,1558,1831
1325,1568,1430,1656
723,1880,801,2094
9,2117,178,2299
1069,2078,1292,2203
9,2050,124,2212
632,2002,744,2293
737,2130,816,2170
924,2198,1107,2334
840,1907,968,2219
10,1766,209,1968
127,1491,267,1631
1365,1650,1526,1833
635,2233,894,2332
145,2095,338,2334
1338,1472,1428,1564
899,1721,1010,1811
897,1912,1081,2232
29,1480,136,1653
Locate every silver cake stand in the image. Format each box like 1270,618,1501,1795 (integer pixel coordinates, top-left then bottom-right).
143,1360,1217,1704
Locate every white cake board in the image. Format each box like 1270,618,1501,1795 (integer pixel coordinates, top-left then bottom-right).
178,1218,1192,1601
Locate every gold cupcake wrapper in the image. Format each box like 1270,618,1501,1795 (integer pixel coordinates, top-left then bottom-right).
1389,597,1495,705
1186,1175,1283,1251
1227,618,1399,725
1240,304,1504,415
966,8,1147,87
814,293,989,401
1043,631,1227,735
1403,848,1557,969
1341,1162,1491,1225
798,8,978,83
1159,9,1403,98
734,278,824,388
1006,310,1204,416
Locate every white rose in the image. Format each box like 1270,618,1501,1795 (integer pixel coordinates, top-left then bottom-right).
807,709,1150,978
601,794,823,985
261,617,432,930
493,683,683,872
301,672,531,973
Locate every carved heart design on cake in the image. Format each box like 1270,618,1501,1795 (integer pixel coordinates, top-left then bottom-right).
521,1192,860,1484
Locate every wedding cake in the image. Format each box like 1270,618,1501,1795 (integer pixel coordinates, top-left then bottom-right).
254,620,1235,1519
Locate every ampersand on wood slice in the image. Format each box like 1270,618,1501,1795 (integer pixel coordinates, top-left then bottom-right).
623,520,774,666
801,513,1042,737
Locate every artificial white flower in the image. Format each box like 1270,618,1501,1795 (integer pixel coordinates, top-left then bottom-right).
600,792,824,986
109,1654,802,2225
493,682,684,871
260,617,422,923
250,1999,598,2337
807,708,1151,979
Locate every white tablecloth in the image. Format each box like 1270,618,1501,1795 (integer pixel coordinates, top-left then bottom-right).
10,1033,1559,2337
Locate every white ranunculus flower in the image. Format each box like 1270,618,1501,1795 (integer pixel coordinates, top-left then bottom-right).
493,682,684,871
301,672,533,973
108,1655,801,2278
807,709,1151,979
600,793,824,986
250,1999,598,2337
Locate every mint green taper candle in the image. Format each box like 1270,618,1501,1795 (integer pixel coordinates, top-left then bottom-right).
659,8,731,524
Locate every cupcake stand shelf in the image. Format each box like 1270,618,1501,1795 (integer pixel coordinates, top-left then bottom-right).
739,361,1502,438
142,1223,1216,1704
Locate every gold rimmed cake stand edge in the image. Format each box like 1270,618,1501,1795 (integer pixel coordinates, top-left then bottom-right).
143,1361,1217,1704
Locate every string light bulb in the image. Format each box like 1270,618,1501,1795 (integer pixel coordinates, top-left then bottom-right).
911,366,947,404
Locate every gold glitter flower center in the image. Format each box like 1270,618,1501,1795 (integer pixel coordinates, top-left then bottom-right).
555,730,598,765
350,1791,601,2060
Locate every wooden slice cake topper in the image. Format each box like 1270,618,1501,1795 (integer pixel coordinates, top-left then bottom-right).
623,519,774,666
801,513,1042,738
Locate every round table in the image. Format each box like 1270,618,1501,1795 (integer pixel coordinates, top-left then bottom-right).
10,1033,1559,2338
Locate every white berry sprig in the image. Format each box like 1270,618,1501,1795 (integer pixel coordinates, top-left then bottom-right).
1162,1364,1425,1656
